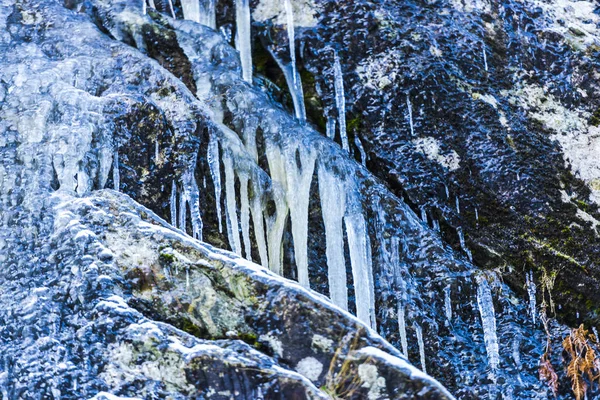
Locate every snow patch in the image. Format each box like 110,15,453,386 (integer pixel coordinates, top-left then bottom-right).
253,0,320,27
295,357,323,381
413,137,461,171
358,364,386,400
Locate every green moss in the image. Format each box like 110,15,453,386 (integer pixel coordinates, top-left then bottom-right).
159,252,176,264
589,108,600,127
180,317,204,337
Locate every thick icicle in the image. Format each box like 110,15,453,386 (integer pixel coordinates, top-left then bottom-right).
267,47,306,123
223,152,242,256
170,180,177,226
398,302,409,357
235,0,253,83
113,149,120,191
265,144,289,275
142,0,147,15
182,170,203,241
476,276,500,375
318,165,348,309
181,0,201,22
178,188,187,232
415,323,427,373
250,185,269,268
199,0,216,29
207,134,223,233
407,95,415,136
333,52,349,151
355,135,367,166
345,211,376,328
166,0,176,19
326,116,336,140
526,271,536,325
285,147,317,287
238,171,252,260
284,0,297,85
444,284,453,324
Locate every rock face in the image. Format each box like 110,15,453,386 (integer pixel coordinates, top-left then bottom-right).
1,0,600,398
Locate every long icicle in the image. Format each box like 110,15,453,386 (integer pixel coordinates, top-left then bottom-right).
250,180,269,268
235,0,253,83
267,47,306,123
265,144,289,275
318,164,348,309
181,0,201,22
285,146,317,287
476,276,500,378
199,0,216,29
333,51,349,151
183,169,203,241
207,133,223,233
238,171,252,260
223,152,242,255
113,149,120,191
170,180,177,227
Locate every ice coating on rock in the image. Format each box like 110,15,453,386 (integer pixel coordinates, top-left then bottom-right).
477,276,500,375
285,146,316,287
235,0,253,83
333,51,349,151
318,164,348,309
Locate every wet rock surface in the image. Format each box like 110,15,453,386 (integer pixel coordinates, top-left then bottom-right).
2,0,600,398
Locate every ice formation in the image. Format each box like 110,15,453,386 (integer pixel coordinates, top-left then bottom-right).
415,322,427,373
318,165,348,309
333,51,349,151
207,133,223,233
476,276,500,375
181,0,201,23
285,146,317,287
236,0,253,83
525,271,536,325
223,151,242,256
267,48,307,123
112,150,120,191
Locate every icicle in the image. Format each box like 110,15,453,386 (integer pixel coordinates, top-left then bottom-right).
250,184,269,268
455,196,460,214
113,149,120,191
355,135,367,166
166,0,176,19
199,0,216,29
444,184,450,199
444,284,452,324
148,0,155,9
407,95,415,137
326,116,336,140
420,207,427,223
345,211,376,328
238,172,252,260
178,188,187,232
512,336,521,370
242,118,259,162
458,228,473,262
207,134,223,233
265,144,289,275
182,170,203,241
223,152,242,256
285,147,317,287
142,0,147,15
415,323,427,373
526,271,536,325
318,165,348,309
475,207,479,221
235,0,253,83
284,0,297,85
476,276,500,376
181,0,200,23
483,45,489,72
267,47,306,123
398,302,409,357
333,51,349,151
170,180,177,226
